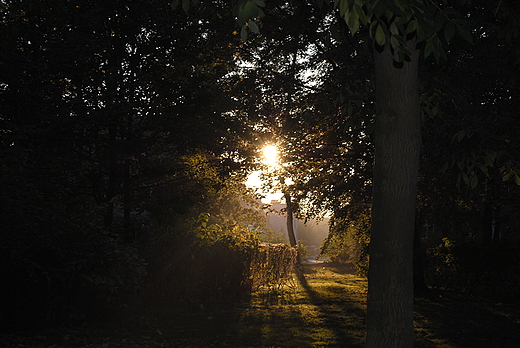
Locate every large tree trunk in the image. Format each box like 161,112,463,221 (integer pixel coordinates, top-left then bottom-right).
365,42,421,348
413,209,429,294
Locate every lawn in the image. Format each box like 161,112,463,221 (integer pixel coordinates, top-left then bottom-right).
2,263,519,347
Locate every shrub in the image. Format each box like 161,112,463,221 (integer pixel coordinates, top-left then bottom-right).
140,233,256,310
0,227,147,332
249,243,298,292
426,238,520,301
320,212,370,275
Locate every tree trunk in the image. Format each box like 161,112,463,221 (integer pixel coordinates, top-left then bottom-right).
285,192,297,248
413,209,429,294
366,42,421,348
123,159,132,242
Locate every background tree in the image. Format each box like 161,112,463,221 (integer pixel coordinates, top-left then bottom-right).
0,0,258,329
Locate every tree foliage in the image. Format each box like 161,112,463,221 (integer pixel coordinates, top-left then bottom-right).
0,0,260,330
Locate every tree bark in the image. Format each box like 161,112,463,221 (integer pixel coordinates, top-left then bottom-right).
366,42,421,348
285,192,297,248
413,209,429,294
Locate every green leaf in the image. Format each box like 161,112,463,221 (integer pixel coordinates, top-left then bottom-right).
238,1,258,26
347,10,360,34
434,13,446,30
248,20,259,33
393,48,404,63
355,4,368,25
470,174,478,189
389,21,399,35
424,40,434,58
462,171,469,186
339,0,349,16
369,20,378,40
444,21,456,42
390,35,399,50
252,0,265,6
370,0,387,18
182,0,190,13
439,162,449,173
515,174,520,186
375,23,386,46
170,0,180,9
457,130,466,142
406,19,418,34
457,25,473,44
482,156,493,167
240,26,248,40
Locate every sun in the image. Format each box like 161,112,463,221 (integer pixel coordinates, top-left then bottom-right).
262,144,279,168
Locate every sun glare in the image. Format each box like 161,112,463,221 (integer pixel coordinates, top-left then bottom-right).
262,144,279,168
245,144,284,203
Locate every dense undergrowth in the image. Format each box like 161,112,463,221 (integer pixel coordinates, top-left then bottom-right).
2,263,519,348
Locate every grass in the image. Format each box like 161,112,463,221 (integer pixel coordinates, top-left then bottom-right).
2,262,520,347
227,263,367,348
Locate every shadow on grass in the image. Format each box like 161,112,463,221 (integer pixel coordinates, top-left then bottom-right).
413,290,520,348
5,262,519,348
295,267,366,347
227,263,367,347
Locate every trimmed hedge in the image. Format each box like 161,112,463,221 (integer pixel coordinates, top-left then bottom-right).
140,239,298,310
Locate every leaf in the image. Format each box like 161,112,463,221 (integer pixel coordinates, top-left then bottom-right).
240,26,248,40
515,173,520,186
390,35,399,51
445,21,456,42
339,0,349,16
424,40,434,58
182,0,190,13
462,171,469,186
170,0,180,9
369,20,378,40
355,4,368,25
457,25,473,44
434,13,446,30
248,20,259,34
482,155,494,167
439,162,449,173
389,21,399,35
457,130,466,142
375,23,386,46
369,0,386,18
347,10,360,34
238,1,258,26
470,174,478,189
393,48,404,63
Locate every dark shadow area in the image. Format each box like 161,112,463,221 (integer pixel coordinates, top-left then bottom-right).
414,290,520,348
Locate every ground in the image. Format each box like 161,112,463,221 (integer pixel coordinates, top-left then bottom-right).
2,263,520,347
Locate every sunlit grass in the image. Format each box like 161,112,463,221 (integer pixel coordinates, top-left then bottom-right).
228,264,368,347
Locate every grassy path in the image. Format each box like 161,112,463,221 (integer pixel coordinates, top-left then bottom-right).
228,263,367,348
3,263,520,347
223,262,520,347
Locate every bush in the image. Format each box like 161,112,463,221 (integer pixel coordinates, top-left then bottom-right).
140,236,299,311
0,227,147,332
140,233,256,310
426,238,520,301
249,243,298,292
320,212,370,275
